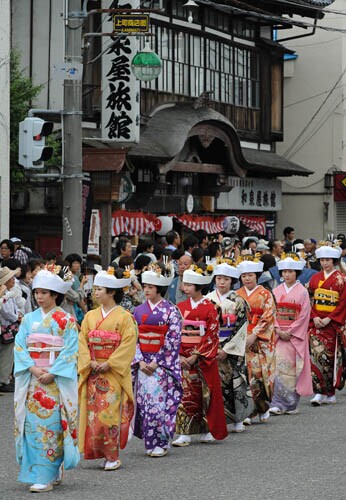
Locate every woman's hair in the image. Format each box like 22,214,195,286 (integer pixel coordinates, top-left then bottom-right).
64,253,82,266
191,247,204,263
278,269,302,279
134,254,151,271
20,264,30,280
34,289,64,306
2,258,21,270
261,254,276,271
142,283,167,297
29,258,45,272
105,287,124,304
136,238,154,255
118,255,133,268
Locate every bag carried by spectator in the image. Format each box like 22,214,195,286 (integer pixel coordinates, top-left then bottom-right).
1,321,20,344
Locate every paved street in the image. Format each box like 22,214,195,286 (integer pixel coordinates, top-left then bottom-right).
1,392,346,500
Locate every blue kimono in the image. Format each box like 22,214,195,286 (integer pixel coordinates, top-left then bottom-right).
14,307,80,485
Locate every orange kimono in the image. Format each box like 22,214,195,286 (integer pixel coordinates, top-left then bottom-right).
78,306,137,462
237,285,276,414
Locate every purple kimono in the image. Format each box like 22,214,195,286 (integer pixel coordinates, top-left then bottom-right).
133,300,182,450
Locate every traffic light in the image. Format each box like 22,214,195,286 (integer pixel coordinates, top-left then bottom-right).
18,117,54,169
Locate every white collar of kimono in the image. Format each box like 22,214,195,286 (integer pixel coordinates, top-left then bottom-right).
324,269,336,279
216,290,231,302
244,285,259,297
190,297,204,309
40,307,56,320
283,282,299,294
148,299,162,310
101,305,118,318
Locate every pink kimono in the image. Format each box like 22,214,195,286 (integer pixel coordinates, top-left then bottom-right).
271,282,313,412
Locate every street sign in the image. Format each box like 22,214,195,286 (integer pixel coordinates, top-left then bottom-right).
113,14,149,33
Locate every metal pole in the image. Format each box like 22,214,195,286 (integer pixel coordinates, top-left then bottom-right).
62,0,83,257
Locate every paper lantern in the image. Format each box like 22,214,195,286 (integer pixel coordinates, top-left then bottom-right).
223,216,240,235
155,216,173,235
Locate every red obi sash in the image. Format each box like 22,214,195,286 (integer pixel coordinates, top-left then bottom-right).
276,302,301,327
181,319,206,346
248,307,264,333
27,334,64,368
138,324,168,353
88,329,121,359
219,314,237,339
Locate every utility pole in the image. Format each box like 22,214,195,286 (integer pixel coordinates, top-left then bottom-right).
62,0,83,256
0,0,10,240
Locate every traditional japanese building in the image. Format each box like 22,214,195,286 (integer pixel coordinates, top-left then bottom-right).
10,0,333,253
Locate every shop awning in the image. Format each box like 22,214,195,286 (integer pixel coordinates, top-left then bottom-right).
242,148,313,177
238,215,266,235
112,210,156,236
174,215,226,234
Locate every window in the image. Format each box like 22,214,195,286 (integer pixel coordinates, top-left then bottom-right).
141,25,260,109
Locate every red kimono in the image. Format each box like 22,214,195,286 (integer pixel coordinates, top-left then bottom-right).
309,270,346,395
176,298,227,440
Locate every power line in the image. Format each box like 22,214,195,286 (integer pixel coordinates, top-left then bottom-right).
283,66,346,157
269,0,346,17
284,84,346,108
287,96,345,159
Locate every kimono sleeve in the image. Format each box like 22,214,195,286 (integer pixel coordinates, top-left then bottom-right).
13,315,35,376
107,312,137,377
328,277,346,325
222,295,248,353
252,290,276,341
78,313,92,377
154,305,182,368
49,318,78,380
194,303,219,359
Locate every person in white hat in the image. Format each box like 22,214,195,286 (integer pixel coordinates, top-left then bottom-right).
132,261,182,458
206,261,253,433
78,267,137,471
308,243,346,406
13,266,79,492
269,254,313,416
236,256,276,423
172,265,227,447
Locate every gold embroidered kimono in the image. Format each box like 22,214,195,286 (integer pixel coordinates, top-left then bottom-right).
237,285,276,414
78,306,137,461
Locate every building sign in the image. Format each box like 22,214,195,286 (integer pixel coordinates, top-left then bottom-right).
101,0,140,143
217,177,282,211
334,173,346,201
113,14,149,33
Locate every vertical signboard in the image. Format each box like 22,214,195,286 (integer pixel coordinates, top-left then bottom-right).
101,0,140,143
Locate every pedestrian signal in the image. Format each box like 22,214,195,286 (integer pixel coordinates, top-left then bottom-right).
18,117,54,169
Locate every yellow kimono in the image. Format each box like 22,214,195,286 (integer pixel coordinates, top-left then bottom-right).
78,306,137,461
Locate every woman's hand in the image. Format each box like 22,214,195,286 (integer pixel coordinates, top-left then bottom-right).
29,366,47,379
186,354,198,366
313,317,324,329
90,360,99,372
139,361,152,375
180,356,190,370
320,317,331,328
97,362,110,374
216,349,228,362
146,361,158,374
39,372,55,385
246,333,257,348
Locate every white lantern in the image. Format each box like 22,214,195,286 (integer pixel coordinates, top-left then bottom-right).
155,216,173,235
223,216,240,235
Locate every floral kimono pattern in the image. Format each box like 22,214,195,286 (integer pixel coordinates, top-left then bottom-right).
78,306,137,462
308,270,346,395
237,286,276,414
206,290,254,423
272,283,313,412
132,300,182,450
14,308,80,485
176,298,227,440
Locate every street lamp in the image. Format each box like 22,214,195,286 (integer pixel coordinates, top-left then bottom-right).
131,41,162,82
183,0,199,24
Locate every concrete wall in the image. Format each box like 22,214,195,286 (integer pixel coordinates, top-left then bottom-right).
0,0,10,239
277,1,346,239
11,0,65,109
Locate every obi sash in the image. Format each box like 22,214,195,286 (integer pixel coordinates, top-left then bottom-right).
313,287,339,313
138,324,168,353
88,329,121,360
27,333,64,368
219,314,236,339
276,302,302,327
181,319,206,347
248,307,264,333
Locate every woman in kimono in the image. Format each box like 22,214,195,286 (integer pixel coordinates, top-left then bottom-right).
206,261,253,433
14,267,79,493
269,254,312,415
78,268,137,471
173,265,227,447
308,244,346,405
132,262,182,457
236,257,276,423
